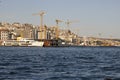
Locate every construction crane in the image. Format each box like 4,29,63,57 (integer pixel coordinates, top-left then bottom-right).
65,19,72,28
33,11,46,27
55,19,63,39
33,11,46,39
65,19,79,30
65,19,79,43
55,19,63,27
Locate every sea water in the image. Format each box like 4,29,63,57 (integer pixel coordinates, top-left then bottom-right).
0,46,120,80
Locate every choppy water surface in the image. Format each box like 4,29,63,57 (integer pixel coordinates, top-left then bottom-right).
0,46,120,80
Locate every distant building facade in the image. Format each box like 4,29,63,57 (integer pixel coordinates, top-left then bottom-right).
0,27,9,41
38,26,47,40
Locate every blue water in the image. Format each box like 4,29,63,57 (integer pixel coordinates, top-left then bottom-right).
0,47,120,80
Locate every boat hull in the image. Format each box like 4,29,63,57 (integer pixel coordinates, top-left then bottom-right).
28,41,44,47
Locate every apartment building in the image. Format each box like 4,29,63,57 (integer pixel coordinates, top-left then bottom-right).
0,27,9,41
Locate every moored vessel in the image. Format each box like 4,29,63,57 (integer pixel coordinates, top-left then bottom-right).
28,41,44,47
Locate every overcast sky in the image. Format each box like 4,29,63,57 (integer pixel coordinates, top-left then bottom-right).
0,0,120,39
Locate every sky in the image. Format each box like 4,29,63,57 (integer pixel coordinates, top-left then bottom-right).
0,0,120,39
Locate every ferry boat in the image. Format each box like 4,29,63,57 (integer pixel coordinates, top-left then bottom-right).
28,41,44,47
1,38,44,47
19,38,44,47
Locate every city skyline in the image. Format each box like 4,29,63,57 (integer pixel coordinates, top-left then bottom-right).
0,0,120,39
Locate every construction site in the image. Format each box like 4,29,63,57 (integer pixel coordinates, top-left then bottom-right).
0,11,120,47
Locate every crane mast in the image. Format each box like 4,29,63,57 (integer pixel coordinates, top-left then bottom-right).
55,19,63,39
33,11,45,27
33,11,46,39
65,19,79,30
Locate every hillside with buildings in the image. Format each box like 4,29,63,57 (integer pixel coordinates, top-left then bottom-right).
0,22,120,46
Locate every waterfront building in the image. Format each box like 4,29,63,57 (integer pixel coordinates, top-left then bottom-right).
0,27,9,41
48,26,57,39
22,23,34,39
38,26,47,40
46,29,51,40
10,23,34,39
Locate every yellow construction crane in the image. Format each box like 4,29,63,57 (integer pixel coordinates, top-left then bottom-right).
65,19,79,30
33,11,46,39
55,19,63,39
65,19,72,28
65,19,79,43
33,11,46,27
56,19,63,27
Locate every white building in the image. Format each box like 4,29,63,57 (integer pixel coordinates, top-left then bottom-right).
0,27,9,41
